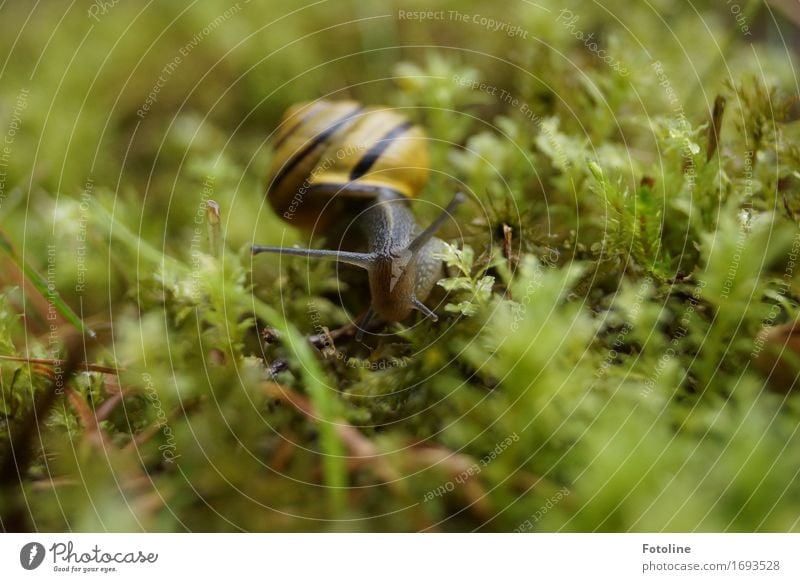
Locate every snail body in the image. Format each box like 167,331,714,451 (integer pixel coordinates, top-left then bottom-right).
253,100,463,327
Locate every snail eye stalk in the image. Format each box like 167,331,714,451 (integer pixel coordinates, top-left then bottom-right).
407,192,466,257
251,245,375,270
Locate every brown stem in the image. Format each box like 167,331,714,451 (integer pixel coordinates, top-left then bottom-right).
706,95,727,162
0,330,87,531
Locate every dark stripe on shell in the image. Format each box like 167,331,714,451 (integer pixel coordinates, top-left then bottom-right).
273,101,326,150
270,105,363,193
349,120,413,181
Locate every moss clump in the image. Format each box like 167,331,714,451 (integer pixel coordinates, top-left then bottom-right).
1,0,800,532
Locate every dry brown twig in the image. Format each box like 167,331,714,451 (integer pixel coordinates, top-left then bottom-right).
261,381,399,484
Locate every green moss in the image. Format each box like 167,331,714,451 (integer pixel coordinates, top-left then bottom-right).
1,0,800,532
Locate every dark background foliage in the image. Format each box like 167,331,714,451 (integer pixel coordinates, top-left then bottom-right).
1,0,799,531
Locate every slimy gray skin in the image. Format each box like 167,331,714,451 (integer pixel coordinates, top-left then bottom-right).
252,189,464,327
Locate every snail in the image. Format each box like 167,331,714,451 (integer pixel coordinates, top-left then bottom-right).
252,100,464,334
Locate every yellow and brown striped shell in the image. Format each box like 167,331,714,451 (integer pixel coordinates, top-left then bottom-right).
267,100,429,230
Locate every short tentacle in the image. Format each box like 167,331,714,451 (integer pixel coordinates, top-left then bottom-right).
355,307,377,342
410,295,438,322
